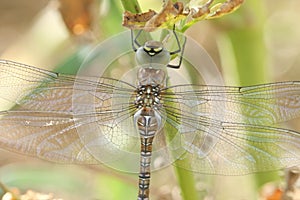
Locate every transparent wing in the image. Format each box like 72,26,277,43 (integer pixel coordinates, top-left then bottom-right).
2,59,300,174
0,110,98,163
0,60,140,168
164,82,300,125
162,83,300,174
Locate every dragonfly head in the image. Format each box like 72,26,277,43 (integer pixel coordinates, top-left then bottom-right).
135,40,171,67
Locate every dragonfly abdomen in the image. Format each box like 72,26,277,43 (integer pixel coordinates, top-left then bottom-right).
134,108,162,200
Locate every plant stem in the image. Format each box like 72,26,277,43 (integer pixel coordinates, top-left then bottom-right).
120,0,141,13
173,161,200,200
165,108,199,200
218,0,280,191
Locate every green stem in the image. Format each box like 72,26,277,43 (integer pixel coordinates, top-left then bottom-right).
218,0,280,190
120,0,141,13
165,101,199,200
173,161,200,200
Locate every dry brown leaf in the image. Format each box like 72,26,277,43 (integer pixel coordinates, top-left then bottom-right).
282,168,300,200
266,188,283,200
0,182,62,200
59,0,94,35
122,0,185,31
122,0,245,31
208,0,244,19
20,190,63,200
122,10,157,29
190,0,213,19
144,1,184,31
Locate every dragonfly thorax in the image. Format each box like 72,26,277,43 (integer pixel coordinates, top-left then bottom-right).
137,67,166,86
135,40,170,67
135,85,162,109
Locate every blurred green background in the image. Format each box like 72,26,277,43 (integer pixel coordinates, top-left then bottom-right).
0,0,300,200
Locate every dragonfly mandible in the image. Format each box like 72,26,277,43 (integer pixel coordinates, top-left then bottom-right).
0,29,300,200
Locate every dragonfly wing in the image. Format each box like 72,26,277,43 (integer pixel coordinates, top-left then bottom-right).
173,121,300,174
0,60,141,171
0,60,136,111
165,82,300,126
163,83,300,174
0,110,99,164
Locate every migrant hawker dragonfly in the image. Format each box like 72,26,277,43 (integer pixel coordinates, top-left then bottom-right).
0,30,300,199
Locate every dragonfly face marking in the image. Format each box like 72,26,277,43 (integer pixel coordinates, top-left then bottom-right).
143,41,163,56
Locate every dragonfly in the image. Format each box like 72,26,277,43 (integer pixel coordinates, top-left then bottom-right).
0,29,300,200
